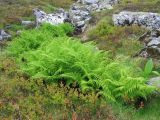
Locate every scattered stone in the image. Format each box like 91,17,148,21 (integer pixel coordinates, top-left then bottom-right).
33,0,119,33
0,30,11,41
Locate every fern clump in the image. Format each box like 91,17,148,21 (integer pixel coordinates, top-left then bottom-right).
7,23,74,56
7,24,155,103
21,37,110,85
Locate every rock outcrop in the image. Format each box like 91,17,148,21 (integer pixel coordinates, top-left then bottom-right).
113,11,160,31
33,0,119,33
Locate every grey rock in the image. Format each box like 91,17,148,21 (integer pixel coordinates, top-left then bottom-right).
22,20,34,26
0,30,11,41
33,8,69,27
113,11,160,31
79,0,98,4
0,36,3,41
148,77,160,88
147,36,160,53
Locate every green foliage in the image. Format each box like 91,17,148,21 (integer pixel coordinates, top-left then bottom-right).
82,56,155,102
21,37,110,88
7,24,155,103
88,20,116,40
7,23,74,56
111,95,160,120
87,17,145,57
116,39,143,56
143,59,153,78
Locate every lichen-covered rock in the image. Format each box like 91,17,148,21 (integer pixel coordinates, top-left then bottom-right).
33,8,69,27
113,11,160,31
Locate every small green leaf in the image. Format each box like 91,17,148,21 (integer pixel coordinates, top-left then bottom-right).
152,71,160,76
144,59,153,77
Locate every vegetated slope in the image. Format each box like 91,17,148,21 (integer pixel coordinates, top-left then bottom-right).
0,23,156,119
0,0,160,120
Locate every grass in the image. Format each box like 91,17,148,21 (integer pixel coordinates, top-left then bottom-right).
111,95,160,120
0,0,74,28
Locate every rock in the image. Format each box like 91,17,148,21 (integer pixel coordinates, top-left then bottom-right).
79,0,98,4
69,4,91,32
113,11,160,31
113,11,160,57
33,8,69,27
148,77,160,89
22,20,34,26
32,0,119,33
78,0,119,5
0,30,11,41
0,36,3,41
147,36,160,54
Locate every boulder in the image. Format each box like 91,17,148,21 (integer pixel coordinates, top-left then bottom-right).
33,8,69,27
69,4,91,32
147,36,160,54
148,77,160,89
78,0,99,4
22,20,34,26
0,30,11,41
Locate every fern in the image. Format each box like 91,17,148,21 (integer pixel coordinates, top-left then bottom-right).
7,24,155,103
7,23,74,57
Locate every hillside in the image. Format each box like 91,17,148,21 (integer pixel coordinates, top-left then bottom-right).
0,0,160,120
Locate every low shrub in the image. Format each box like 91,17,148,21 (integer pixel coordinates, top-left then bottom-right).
88,20,116,40
0,71,111,119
